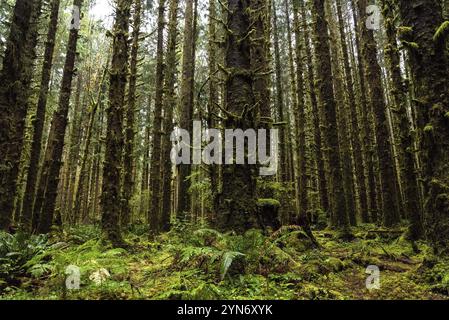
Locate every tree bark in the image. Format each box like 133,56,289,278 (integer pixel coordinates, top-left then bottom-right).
161,0,179,232
397,0,449,250
148,0,166,234
218,0,259,232
335,0,368,223
177,0,196,220
357,0,400,227
101,0,131,245
300,0,329,216
20,0,61,232
35,0,84,234
0,0,41,229
311,0,349,231
122,0,142,226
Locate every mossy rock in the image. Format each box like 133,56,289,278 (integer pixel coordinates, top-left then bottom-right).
296,262,322,280
256,198,281,230
324,257,345,272
300,283,344,300
257,198,281,207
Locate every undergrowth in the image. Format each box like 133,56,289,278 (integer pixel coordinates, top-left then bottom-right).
0,223,448,300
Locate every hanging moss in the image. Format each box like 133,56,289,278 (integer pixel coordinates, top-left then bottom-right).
397,26,413,36
424,124,434,133
433,21,449,43
401,41,420,50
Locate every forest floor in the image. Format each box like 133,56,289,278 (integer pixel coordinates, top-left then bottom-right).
1,223,449,300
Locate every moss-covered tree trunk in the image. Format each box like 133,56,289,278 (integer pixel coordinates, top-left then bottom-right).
218,0,258,232
301,0,329,216
74,64,108,224
357,0,400,227
292,0,309,228
140,97,151,217
57,73,85,226
161,0,179,232
285,0,298,211
148,0,166,234
335,0,368,223
326,0,356,226
381,0,423,239
350,0,378,223
272,0,288,183
177,0,196,220
34,0,83,234
0,0,42,230
20,0,61,232
397,0,449,250
311,0,348,231
207,0,219,215
101,0,131,245
122,0,142,226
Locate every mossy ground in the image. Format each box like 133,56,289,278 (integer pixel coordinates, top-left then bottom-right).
1,223,448,300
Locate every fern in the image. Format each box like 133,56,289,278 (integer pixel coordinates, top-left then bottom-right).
220,251,245,280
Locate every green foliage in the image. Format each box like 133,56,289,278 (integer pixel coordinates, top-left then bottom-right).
433,21,449,43
1,225,448,300
424,124,434,133
220,251,245,280
0,231,51,286
397,26,413,36
257,198,281,207
401,41,419,50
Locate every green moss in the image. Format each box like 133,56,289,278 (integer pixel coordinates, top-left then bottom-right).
397,26,413,36
257,198,281,207
424,124,434,132
401,41,419,50
324,257,345,272
433,21,449,42
2,225,448,300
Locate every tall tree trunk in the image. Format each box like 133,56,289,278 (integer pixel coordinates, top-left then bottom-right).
300,0,329,216
101,0,131,245
0,0,41,229
285,0,298,210
207,0,219,215
161,0,179,232
177,0,196,220
35,0,84,234
381,0,424,239
272,0,288,182
21,0,61,232
122,0,142,226
350,0,379,223
311,0,349,231
140,96,151,217
335,0,368,223
148,0,166,234
397,0,449,250
61,74,85,225
292,0,309,230
218,0,258,232
326,0,356,226
357,0,400,227
74,64,108,223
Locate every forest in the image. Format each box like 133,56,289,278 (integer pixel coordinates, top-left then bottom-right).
0,0,448,301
